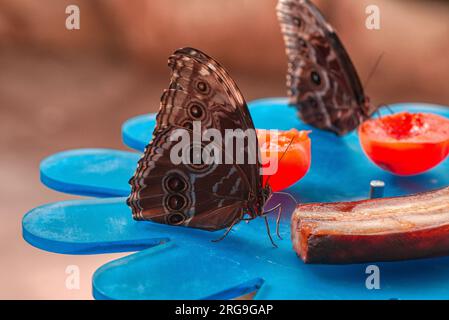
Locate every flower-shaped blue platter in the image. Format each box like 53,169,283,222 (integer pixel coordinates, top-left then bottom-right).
23,98,449,299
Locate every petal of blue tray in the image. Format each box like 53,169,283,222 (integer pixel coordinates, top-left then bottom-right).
43,100,449,201
40,149,140,197
22,197,229,254
22,193,293,255
22,198,164,254
122,113,156,152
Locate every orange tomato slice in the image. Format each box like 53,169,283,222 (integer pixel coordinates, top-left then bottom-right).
359,112,449,175
257,129,311,191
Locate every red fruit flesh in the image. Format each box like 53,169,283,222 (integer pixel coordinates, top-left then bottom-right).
359,112,449,175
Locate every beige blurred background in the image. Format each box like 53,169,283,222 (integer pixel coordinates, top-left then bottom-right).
1,0,449,299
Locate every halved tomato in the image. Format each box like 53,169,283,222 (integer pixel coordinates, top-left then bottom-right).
359,112,449,175
257,129,311,191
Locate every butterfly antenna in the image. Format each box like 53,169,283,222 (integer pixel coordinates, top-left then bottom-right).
383,104,394,115
375,109,382,119
274,191,298,206
265,135,296,187
264,215,278,248
363,52,385,90
263,203,281,214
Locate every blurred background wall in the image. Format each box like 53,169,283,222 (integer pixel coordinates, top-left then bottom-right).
0,0,448,299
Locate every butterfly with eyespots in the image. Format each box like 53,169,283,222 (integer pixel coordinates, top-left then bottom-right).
277,0,378,135
127,48,281,245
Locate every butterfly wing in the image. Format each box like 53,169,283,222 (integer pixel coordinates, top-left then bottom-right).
277,0,374,135
128,48,263,231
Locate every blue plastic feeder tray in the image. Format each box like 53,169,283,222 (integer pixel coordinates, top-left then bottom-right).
23,98,449,299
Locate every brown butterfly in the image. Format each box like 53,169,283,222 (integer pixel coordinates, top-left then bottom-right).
277,0,378,135
127,47,283,246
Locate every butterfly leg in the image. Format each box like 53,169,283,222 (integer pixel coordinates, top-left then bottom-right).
262,203,283,240
272,191,298,240
264,215,278,248
211,219,239,243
